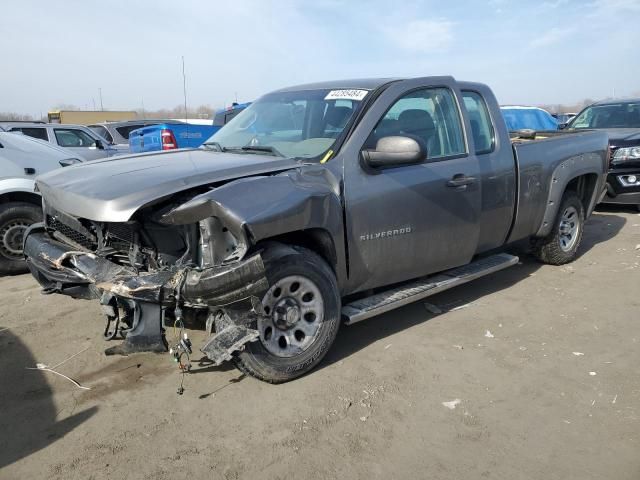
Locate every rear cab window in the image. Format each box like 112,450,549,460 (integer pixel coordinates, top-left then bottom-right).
367,87,466,160
115,125,145,140
10,127,49,142
462,91,495,154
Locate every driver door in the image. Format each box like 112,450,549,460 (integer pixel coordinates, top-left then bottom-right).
342,79,482,292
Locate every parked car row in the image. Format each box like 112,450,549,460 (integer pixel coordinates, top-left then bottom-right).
127,102,249,153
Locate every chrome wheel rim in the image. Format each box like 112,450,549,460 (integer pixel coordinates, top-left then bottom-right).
258,275,324,358
558,206,579,252
0,219,29,260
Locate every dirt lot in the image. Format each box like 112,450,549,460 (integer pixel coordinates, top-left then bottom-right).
1,207,639,480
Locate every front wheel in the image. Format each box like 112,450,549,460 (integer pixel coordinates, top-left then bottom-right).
0,202,42,275
233,245,341,383
532,192,584,265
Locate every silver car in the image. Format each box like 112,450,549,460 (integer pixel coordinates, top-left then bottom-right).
0,131,84,273
0,122,118,160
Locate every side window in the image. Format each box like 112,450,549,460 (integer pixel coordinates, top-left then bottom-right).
54,128,96,147
11,127,49,141
462,91,494,154
368,87,465,159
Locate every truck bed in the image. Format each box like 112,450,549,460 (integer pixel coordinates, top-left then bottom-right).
508,129,609,242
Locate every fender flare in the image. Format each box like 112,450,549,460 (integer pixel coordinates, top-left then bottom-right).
535,152,603,238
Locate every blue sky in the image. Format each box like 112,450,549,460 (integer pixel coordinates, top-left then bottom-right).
2,0,639,115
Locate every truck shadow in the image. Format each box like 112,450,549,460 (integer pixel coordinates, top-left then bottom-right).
0,330,97,469
319,211,626,371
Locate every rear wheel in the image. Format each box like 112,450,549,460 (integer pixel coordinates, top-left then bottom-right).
233,245,341,383
532,192,584,265
0,202,42,275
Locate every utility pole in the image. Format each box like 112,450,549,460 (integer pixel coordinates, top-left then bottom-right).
99,88,104,111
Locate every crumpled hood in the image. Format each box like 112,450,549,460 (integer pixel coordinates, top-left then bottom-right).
36,149,301,222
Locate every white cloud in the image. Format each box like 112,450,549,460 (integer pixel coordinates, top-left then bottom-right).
529,26,575,48
382,18,454,53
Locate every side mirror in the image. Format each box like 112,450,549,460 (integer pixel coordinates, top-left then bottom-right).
94,139,105,150
361,136,425,169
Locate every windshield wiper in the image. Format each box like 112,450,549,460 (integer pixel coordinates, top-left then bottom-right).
201,141,226,152
239,145,284,157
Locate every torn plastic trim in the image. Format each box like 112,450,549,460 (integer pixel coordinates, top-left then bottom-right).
200,297,264,365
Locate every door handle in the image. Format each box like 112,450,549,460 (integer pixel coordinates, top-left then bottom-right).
446,174,476,188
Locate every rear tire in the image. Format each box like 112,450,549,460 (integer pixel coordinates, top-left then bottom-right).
233,244,341,383
532,192,584,265
0,202,42,275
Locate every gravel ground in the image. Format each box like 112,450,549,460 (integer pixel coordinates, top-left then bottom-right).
0,207,639,480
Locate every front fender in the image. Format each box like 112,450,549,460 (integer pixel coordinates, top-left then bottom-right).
0,178,37,197
160,165,347,284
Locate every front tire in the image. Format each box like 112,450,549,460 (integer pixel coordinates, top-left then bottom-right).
234,245,341,383
532,192,584,265
0,202,42,275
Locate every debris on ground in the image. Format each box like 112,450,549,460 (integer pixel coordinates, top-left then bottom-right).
485,330,494,338
453,345,464,350
572,352,585,356
442,399,462,410
589,371,597,376
424,302,443,314
25,346,91,390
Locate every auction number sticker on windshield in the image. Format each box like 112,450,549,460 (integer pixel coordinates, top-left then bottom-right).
325,89,368,101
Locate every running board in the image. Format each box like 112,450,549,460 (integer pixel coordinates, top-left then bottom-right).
342,253,519,325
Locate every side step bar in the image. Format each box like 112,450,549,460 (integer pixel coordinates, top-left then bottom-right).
342,253,519,325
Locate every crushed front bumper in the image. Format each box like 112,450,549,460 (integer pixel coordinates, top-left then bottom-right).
24,224,268,360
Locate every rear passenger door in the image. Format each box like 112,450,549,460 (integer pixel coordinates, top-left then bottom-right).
461,89,516,251
343,79,482,292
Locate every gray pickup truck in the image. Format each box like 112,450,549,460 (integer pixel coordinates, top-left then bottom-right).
23,77,608,383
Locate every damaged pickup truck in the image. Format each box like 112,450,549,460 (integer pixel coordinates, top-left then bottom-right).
24,77,609,383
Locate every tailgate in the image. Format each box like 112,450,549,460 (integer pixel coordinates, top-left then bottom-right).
172,125,220,148
128,125,164,153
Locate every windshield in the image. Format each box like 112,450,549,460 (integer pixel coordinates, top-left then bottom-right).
501,108,558,131
570,102,640,129
203,88,367,159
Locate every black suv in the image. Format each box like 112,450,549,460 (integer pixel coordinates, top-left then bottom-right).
565,98,640,210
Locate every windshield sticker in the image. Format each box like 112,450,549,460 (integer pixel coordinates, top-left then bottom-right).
325,89,368,101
